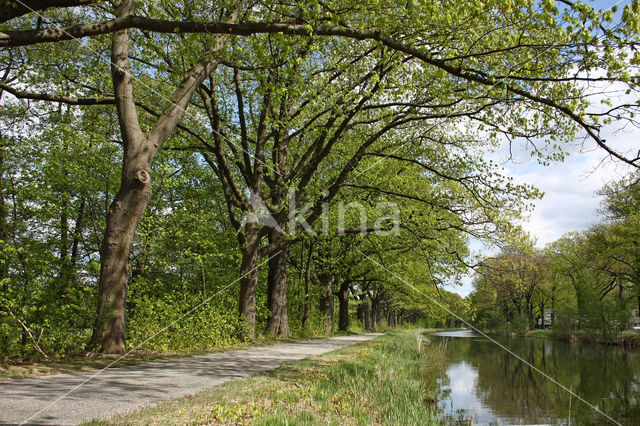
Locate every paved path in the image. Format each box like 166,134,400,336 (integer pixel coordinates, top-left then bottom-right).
0,333,382,425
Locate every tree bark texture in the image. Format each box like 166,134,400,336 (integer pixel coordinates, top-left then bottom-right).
337,281,350,331
266,242,291,337
238,223,260,340
319,274,335,333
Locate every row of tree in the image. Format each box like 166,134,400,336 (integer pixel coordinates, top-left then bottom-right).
470,172,640,339
1,0,639,357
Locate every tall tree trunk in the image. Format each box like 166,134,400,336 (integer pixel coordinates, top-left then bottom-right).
319,273,335,333
89,153,152,353
238,223,260,340
302,241,313,330
266,240,291,337
363,300,372,330
370,295,380,329
89,1,152,354
358,299,371,330
57,196,72,299
70,198,85,268
387,311,396,328
199,257,207,300
551,282,556,325
337,281,350,331
0,148,8,291
618,282,624,300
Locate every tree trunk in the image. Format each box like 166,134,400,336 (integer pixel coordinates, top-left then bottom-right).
359,299,371,330
88,0,236,353
302,241,313,330
370,296,377,329
551,282,556,325
89,156,152,353
619,282,624,300
370,295,383,329
0,148,8,290
70,198,84,267
319,274,335,333
266,242,291,337
238,223,260,340
57,196,74,300
387,311,396,328
337,281,350,331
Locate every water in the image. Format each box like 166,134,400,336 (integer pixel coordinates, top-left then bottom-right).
427,330,640,425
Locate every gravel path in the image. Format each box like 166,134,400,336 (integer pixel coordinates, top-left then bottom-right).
0,333,382,425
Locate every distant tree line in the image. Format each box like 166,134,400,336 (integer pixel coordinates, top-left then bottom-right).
470,172,640,340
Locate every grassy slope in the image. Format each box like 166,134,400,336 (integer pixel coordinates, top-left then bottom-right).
88,330,443,425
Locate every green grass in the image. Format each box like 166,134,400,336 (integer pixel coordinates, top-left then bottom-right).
87,330,445,425
525,329,554,338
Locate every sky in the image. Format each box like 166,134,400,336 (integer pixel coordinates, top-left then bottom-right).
448,120,637,297
446,144,636,297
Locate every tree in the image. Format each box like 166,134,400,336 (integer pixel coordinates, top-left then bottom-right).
2,0,241,352
471,234,551,332
599,172,640,310
2,0,639,351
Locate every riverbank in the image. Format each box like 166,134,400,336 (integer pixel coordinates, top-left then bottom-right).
526,329,640,347
425,329,640,424
87,330,443,425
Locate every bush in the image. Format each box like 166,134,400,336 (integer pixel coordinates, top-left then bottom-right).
126,296,241,351
552,304,579,338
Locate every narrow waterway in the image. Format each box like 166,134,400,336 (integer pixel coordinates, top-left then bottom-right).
428,330,640,425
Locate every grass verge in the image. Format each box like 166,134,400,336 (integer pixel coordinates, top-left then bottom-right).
87,330,445,425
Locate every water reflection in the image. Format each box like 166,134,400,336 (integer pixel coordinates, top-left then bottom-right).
428,330,640,425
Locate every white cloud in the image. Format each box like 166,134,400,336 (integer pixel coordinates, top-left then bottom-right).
510,134,636,246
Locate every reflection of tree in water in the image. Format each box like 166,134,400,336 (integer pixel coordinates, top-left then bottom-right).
432,335,640,425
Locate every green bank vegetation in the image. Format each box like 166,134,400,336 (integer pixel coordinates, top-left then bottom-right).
88,331,446,425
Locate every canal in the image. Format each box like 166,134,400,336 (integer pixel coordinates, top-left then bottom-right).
428,330,640,425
